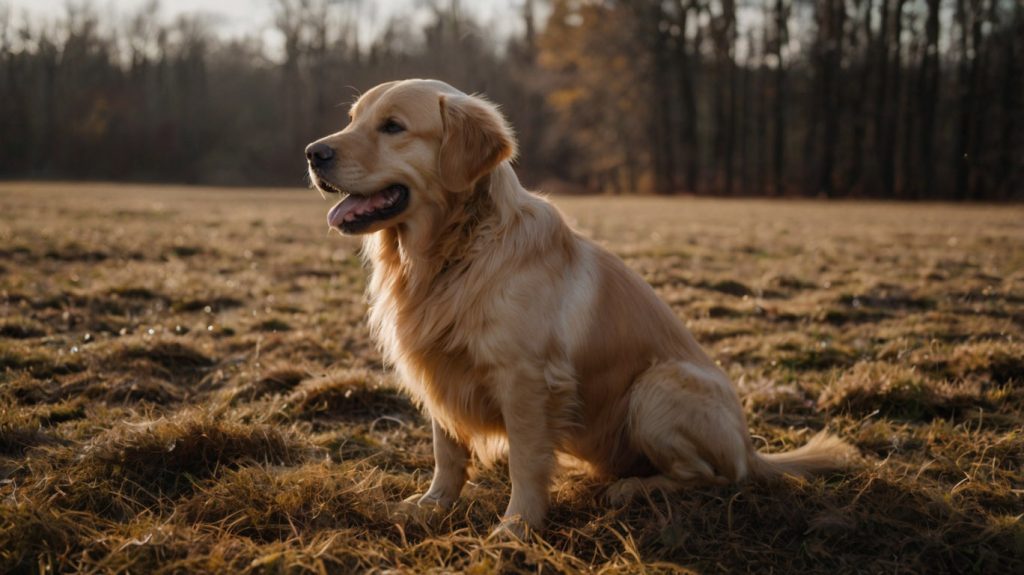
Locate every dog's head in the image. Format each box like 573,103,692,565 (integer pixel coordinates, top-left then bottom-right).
306,79,516,235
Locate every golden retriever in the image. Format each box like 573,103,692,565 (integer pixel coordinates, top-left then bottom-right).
306,79,854,534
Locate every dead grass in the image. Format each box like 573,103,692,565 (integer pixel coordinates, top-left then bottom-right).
20,410,314,521
103,338,215,382
284,369,418,423
819,361,988,419
1,182,1022,573
232,363,311,403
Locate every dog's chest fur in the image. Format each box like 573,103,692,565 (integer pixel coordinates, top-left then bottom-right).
363,201,579,442
365,239,530,439
391,283,509,438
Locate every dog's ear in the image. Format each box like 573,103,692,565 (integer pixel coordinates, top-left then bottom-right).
438,94,517,192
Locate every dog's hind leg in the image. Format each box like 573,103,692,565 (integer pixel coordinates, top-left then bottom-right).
606,361,752,505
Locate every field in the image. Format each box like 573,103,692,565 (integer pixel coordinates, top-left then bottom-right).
1,182,1022,573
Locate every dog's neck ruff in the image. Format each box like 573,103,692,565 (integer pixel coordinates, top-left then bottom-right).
373,164,523,294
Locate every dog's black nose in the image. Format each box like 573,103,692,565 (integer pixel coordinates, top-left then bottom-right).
305,142,335,168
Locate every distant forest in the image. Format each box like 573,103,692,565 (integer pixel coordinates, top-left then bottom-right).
1,0,1021,199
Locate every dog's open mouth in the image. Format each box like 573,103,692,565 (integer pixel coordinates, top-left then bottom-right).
326,184,410,233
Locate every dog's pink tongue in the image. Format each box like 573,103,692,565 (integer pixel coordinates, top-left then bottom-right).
327,195,373,228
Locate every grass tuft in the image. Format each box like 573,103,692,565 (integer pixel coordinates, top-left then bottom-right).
234,364,310,402
0,317,47,339
701,278,753,297
0,340,83,377
73,373,188,405
103,339,214,383
0,502,96,573
26,410,314,518
819,361,986,419
180,463,388,542
254,317,293,332
950,341,1024,384
173,295,243,313
284,369,418,423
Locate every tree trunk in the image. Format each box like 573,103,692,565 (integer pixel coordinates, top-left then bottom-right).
846,0,873,196
724,0,737,196
873,0,891,198
880,0,906,199
756,24,768,197
969,0,998,200
648,1,675,194
996,0,1022,199
772,0,788,196
917,0,940,199
675,0,700,193
953,0,974,201
819,0,845,197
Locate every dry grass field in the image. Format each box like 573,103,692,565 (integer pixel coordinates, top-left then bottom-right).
1,182,1022,574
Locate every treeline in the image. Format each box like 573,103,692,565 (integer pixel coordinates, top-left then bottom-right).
540,0,1022,199
0,0,537,185
0,0,1020,199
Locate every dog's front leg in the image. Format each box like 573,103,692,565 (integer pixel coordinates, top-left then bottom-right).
495,375,555,534
417,418,470,508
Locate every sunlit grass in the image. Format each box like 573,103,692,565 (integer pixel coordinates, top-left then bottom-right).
1,182,1022,572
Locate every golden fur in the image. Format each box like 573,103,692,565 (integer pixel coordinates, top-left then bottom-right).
307,79,855,533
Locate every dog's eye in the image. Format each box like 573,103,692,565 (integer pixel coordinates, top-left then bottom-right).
379,119,405,134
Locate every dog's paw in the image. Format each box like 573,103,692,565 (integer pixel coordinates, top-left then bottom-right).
603,477,644,506
390,492,452,527
413,490,457,509
489,515,531,542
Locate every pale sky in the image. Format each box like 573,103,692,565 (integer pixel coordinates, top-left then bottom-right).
3,0,521,57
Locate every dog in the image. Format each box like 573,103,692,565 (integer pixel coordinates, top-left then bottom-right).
306,79,854,534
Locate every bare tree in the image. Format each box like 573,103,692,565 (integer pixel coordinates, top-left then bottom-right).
845,0,873,196
0,0,1019,199
915,0,940,199
674,0,701,193
770,0,789,196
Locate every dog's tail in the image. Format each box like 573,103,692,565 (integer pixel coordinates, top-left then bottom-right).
747,431,857,480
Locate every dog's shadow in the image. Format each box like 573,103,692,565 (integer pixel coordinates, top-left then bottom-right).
382,449,1018,572
418,466,1017,573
